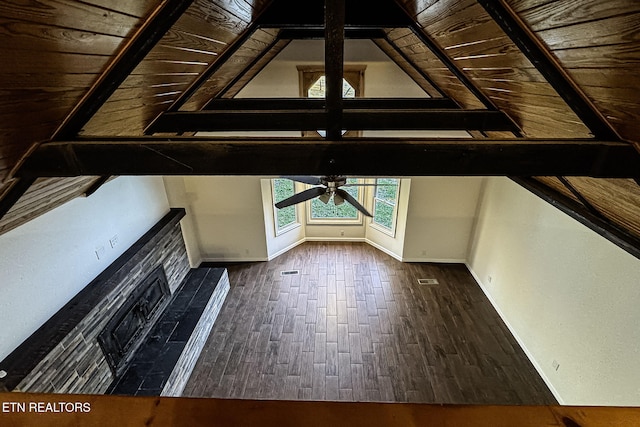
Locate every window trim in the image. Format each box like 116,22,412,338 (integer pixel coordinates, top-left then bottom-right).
272,178,301,236
369,178,400,237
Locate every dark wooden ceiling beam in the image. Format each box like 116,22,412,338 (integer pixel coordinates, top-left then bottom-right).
325,0,345,140
512,177,640,260
478,0,618,140
279,28,387,39
257,0,412,28
16,138,639,179
145,110,519,133
52,0,195,140
202,98,458,110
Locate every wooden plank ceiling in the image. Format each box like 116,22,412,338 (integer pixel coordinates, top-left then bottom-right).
0,0,638,256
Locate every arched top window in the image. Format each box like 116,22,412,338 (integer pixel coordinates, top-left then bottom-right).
297,65,366,138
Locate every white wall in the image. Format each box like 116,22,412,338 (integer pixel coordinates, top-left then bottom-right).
0,176,169,361
163,176,204,266
166,176,269,262
403,177,484,262
468,177,640,405
239,39,425,98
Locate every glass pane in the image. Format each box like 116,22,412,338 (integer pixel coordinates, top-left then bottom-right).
375,178,398,202
308,76,356,98
373,200,394,229
310,178,359,219
273,179,297,230
308,76,326,98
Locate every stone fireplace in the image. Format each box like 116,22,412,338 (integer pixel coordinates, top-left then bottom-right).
98,266,172,378
0,208,229,396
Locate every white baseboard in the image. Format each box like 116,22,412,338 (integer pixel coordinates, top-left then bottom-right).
364,238,403,262
267,238,306,261
465,263,565,405
402,257,466,263
304,237,366,242
200,256,268,263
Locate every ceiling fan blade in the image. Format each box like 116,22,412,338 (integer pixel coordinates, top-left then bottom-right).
275,186,326,209
281,175,323,185
335,189,372,217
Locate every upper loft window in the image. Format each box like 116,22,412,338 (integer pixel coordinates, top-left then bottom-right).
297,65,366,137
307,75,356,99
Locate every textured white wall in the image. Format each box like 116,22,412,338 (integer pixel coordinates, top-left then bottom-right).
177,176,269,262
0,176,169,361
468,177,640,405
402,177,484,262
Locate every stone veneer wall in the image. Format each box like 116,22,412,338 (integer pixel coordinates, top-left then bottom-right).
2,209,190,394
161,269,230,396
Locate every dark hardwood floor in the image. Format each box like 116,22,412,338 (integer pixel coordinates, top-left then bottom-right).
183,242,555,404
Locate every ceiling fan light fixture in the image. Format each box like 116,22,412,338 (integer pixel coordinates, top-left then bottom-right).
319,192,331,204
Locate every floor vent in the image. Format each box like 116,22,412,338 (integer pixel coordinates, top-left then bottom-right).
417,278,439,285
281,270,300,276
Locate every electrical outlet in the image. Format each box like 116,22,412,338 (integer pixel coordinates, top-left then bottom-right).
552,359,560,371
95,246,105,260
340,229,344,236
421,250,426,256
109,234,119,248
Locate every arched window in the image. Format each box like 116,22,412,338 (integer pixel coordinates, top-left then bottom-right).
297,65,366,137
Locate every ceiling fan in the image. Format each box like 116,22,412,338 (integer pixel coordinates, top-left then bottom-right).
274,175,384,217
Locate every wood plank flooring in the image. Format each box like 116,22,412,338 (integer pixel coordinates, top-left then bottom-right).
183,242,555,404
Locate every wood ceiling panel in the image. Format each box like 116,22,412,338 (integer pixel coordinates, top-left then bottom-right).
73,0,161,18
0,0,159,189
0,20,124,55
509,0,639,30
509,1,640,149
83,0,253,136
567,178,640,238
404,0,592,138
373,38,443,97
181,28,281,111
221,38,291,99
383,27,485,109
0,0,142,38
534,176,582,204
536,13,640,51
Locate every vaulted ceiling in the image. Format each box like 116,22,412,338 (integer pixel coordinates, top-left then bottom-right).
0,0,638,257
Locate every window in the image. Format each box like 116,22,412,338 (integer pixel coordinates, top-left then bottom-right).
371,178,400,236
297,65,366,137
272,178,299,234
307,76,356,99
308,178,362,223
